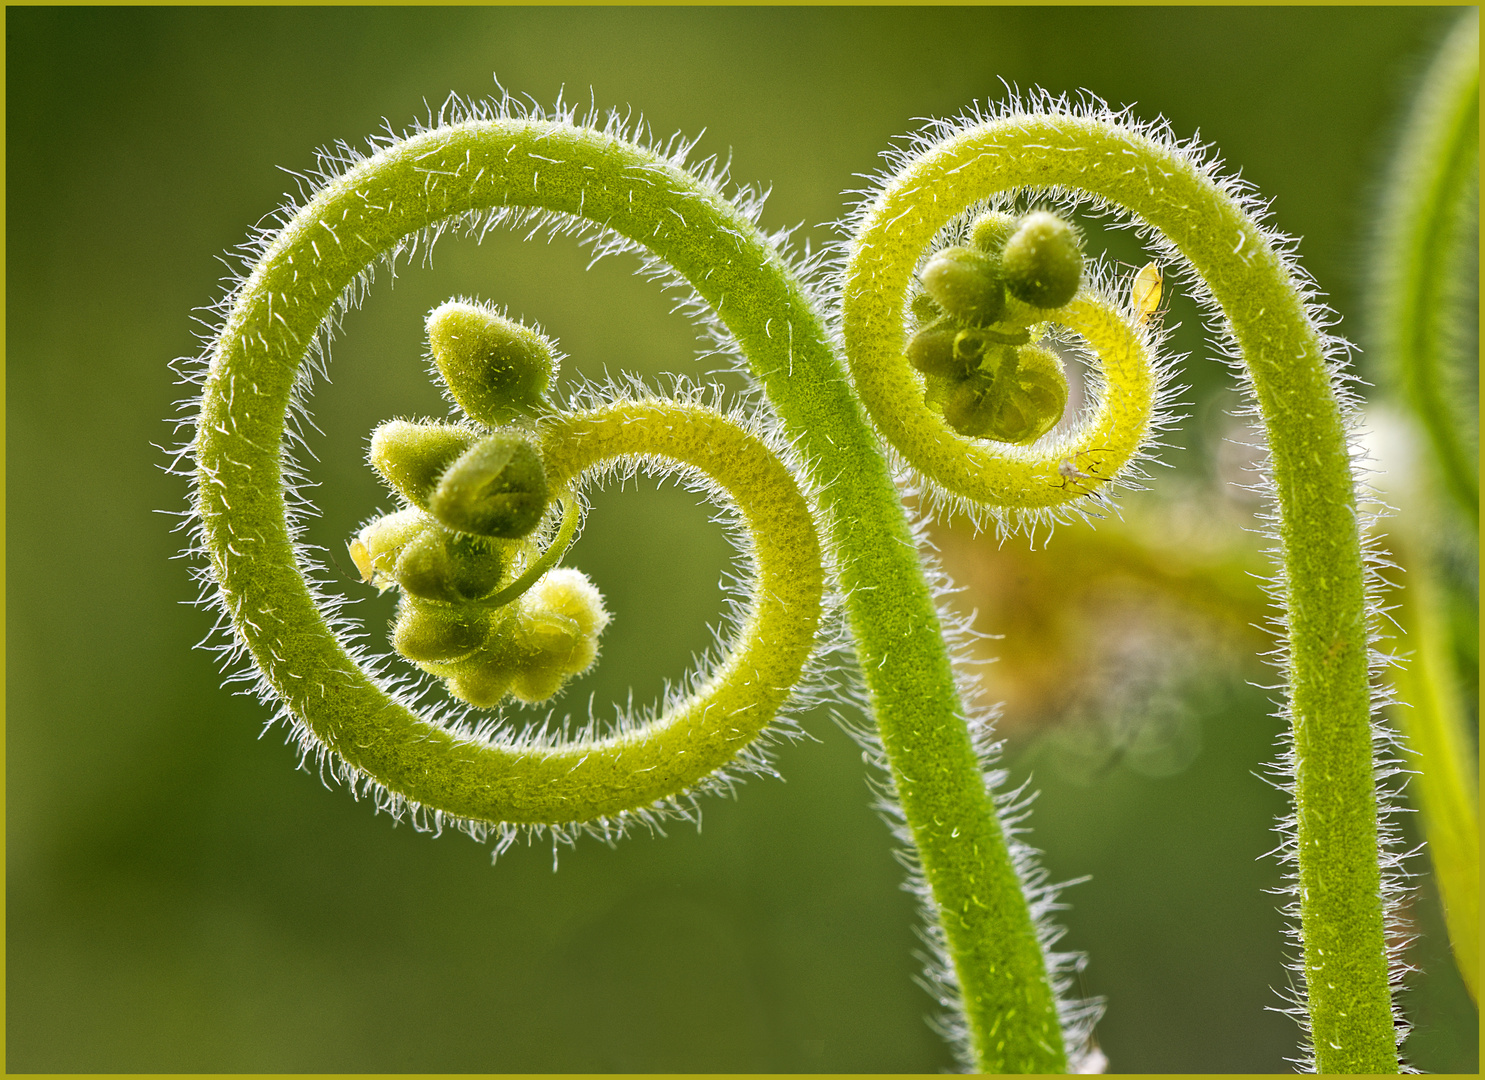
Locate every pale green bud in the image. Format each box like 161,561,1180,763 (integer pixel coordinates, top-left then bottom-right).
909,290,943,329
969,211,1018,254
444,531,508,600
941,343,1067,445
368,420,477,509
426,300,556,425
941,373,997,440
349,508,429,591
906,325,964,379
393,526,506,603
1001,211,1083,309
952,330,1012,378
446,653,518,709
428,432,549,539
391,597,490,663
508,568,610,704
393,528,457,601
919,246,1007,326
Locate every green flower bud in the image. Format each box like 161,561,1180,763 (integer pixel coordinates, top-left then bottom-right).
1005,343,1071,444
908,290,943,328
428,432,550,539
906,325,964,378
919,246,1006,326
945,328,1032,371
349,507,429,590
968,210,1018,255
444,530,507,600
392,596,490,663
941,373,999,440
368,420,477,509
509,568,610,703
952,330,1013,377
1001,211,1083,309
941,343,1068,445
445,653,518,709
393,528,459,602
426,300,557,425
393,525,507,602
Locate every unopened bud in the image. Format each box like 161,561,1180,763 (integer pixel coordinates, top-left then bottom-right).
428,432,549,539
446,653,518,709
426,301,557,425
393,528,458,602
1001,344,1070,445
952,331,1017,378
369,420,477,509
969,211,1018,255
391,597,490,663
1001,212,1083,309
942,374,997,440
941,344,1067,445
906,326,963,378
394,526,506,602
909,290,943,328
508,568,610,703
919,246,1006,326
444,531,507,600
350,508,429,590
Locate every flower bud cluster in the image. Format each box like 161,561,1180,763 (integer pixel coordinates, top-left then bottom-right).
349,302,608,707
908,210,1084,444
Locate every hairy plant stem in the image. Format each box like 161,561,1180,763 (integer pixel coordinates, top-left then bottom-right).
845,112,1394,1072
199,103,1402,1071
196,119,1061,1070
197,125,833,821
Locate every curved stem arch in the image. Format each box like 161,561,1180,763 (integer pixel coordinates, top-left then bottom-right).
196,122,839,826
845,112,1394,1073
198,113,1073,1071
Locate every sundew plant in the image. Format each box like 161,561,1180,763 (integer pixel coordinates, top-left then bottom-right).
141,10,1473,1075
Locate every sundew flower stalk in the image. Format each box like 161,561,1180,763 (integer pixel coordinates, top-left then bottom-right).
183,88,1404,1071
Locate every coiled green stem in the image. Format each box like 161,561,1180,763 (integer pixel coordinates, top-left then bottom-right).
195,112,1067,1072
845,108,1395,1073
200,391,822,821
195,122,827,824
195,101,1402,1073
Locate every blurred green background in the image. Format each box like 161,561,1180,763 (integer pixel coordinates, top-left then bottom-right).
7,6,1476,1072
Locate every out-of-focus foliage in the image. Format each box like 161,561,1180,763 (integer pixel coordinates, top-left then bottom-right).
6,6,1475,1071
1364,8,1479,1009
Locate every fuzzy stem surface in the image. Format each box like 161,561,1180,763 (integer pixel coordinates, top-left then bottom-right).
845,112,1395,1072
196,119,1061,1068
1369,10,1480,1007
197,121,838,821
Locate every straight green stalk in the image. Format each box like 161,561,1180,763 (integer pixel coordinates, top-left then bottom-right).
1389,547,1479,1002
